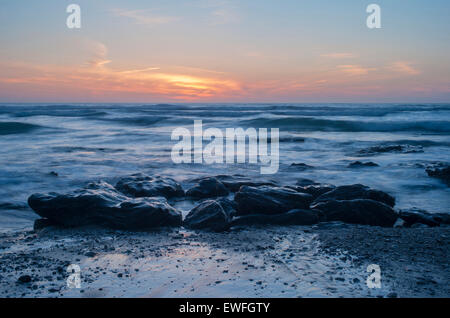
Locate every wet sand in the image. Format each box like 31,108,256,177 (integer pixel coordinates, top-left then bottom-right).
0,224,448,298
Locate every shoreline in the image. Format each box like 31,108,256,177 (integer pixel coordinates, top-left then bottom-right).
1,224,448,298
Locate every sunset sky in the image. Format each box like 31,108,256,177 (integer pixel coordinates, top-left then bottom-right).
0,0,449,103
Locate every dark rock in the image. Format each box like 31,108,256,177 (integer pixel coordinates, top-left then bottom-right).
193,175,277,192
289,163,314,170
33,218,57,231
216,197,238,218
184,199,234,232
398,208,440,227
186,177,229,199
358,144,423,156
18,275,32,283
434,213,450,225
288,184,335,200
348,161,379,168
234,185,314,216
311,199,398,227
313,184,395,207
426,165,450,185
231,209,321,227
115,173,184,199
28,181,182,230
84,252,97,258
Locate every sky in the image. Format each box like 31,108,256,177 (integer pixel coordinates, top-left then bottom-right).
0,0,449,103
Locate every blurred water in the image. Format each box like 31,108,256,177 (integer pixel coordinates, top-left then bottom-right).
0,103,449,232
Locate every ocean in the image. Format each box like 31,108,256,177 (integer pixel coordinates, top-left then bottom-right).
0,103,449,232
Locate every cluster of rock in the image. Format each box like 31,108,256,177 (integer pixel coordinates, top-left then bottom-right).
426,164,450,185
28,173,449,232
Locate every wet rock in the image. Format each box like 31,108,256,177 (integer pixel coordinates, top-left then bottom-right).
216,197,238,218
115,173,184,199
426,165,450,185
358,144,423,156
289,163,314,170
28,181,182,230
312,184,395,207
231,209,321,227
398,208,440,227
434,213,450,225
311,199,398,227
234,185,314,216
33,218,57,231
18,275,32,283
348,161,379,168
184,199,235,232
186,177,229,199
288,184,335,200
193,175,277,192
84,252,97,258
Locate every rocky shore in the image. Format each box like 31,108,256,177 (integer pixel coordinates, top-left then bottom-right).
0,172,448,298
27,173,450,232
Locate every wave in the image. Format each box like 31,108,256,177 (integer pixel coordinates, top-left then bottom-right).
240,117,450,133
0,122,43,135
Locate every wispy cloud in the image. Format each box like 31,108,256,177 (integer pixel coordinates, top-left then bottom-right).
196,0,239,25
337,64,376,76
321,53,357,59
87,41,111,68
387,61,421,75
111,9,178,26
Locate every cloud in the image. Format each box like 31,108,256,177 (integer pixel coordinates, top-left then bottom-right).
0,58,241,101
337,64,376,76
86,41,111,68
111,9,178,26
387,61,420,75
196,0,239,25
321,53,357,59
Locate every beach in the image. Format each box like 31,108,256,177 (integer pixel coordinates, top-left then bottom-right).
0,224,448,298
0,103,449,298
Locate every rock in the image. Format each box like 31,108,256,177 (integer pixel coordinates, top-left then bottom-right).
289,163,314,170
216,197,238,218
234,186,314,216
426,165,450,185
193,175,277,192
398,208,440,227
18,275,32,283
358,144,423,156
348,161,379,168
231,209,321,227
186,177,229,199
434,213,450,225
33,218,57,231
288,184,335,200
312,184,395,207
28,181,182,230
84,252,97,258
184,199,234,232
386,292,398,298
311,199,398,227
115,173,184,199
